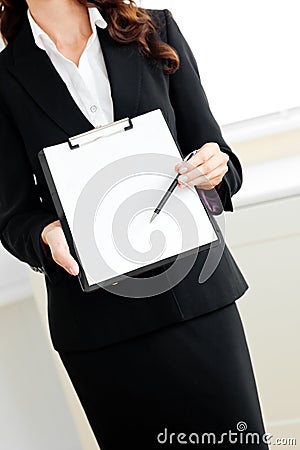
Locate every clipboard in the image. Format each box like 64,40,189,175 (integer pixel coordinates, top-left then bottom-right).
38,109,220,292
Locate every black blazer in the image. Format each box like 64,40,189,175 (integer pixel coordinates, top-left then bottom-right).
0,8,248,351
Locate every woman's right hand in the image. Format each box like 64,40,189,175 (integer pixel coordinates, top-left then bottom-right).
41,220,79,276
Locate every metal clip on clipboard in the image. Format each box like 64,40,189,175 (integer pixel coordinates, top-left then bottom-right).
68,117,133,149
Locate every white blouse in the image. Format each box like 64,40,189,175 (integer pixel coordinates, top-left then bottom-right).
27,7,114,127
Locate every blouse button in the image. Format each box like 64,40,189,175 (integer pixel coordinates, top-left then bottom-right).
90,105,98,113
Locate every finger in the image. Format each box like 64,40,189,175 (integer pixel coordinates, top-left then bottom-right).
175,143,219,173
41,219,61,245
189,164,229,189
175,159,196,174
50,242,79,276
178,162,228,189
177,154,220,183
46,228,79,275
191,143,218,165
177,154,227,187
196,152,229,179
195,175,224,190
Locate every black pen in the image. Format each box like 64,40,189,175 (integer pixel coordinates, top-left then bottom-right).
150,150,198,223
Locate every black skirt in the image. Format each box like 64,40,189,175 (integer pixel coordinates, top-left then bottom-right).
59,302,269,450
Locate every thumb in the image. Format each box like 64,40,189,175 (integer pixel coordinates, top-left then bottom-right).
50,241,79,276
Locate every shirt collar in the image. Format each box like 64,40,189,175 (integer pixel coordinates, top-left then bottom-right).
27,7,107,52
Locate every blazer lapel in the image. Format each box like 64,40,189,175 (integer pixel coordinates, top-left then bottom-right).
8,18,93,137
8,16,143,137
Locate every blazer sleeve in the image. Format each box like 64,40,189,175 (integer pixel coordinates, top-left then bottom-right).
164,9,243,212
0,103,60,281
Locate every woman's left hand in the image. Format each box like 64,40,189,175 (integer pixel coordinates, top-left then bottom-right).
174,142,229,190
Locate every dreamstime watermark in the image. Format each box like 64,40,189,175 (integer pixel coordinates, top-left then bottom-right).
157,421,297,446
73,153,226,298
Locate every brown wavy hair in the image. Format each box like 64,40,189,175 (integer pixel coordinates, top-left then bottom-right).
0,0,179,73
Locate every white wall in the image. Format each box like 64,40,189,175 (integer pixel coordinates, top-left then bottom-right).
227,194,300,444
0,297,82,450
140,0,300,125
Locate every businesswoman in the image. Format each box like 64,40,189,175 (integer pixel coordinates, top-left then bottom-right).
0,1,269,448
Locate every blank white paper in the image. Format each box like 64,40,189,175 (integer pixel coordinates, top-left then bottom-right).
42,109,217,286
